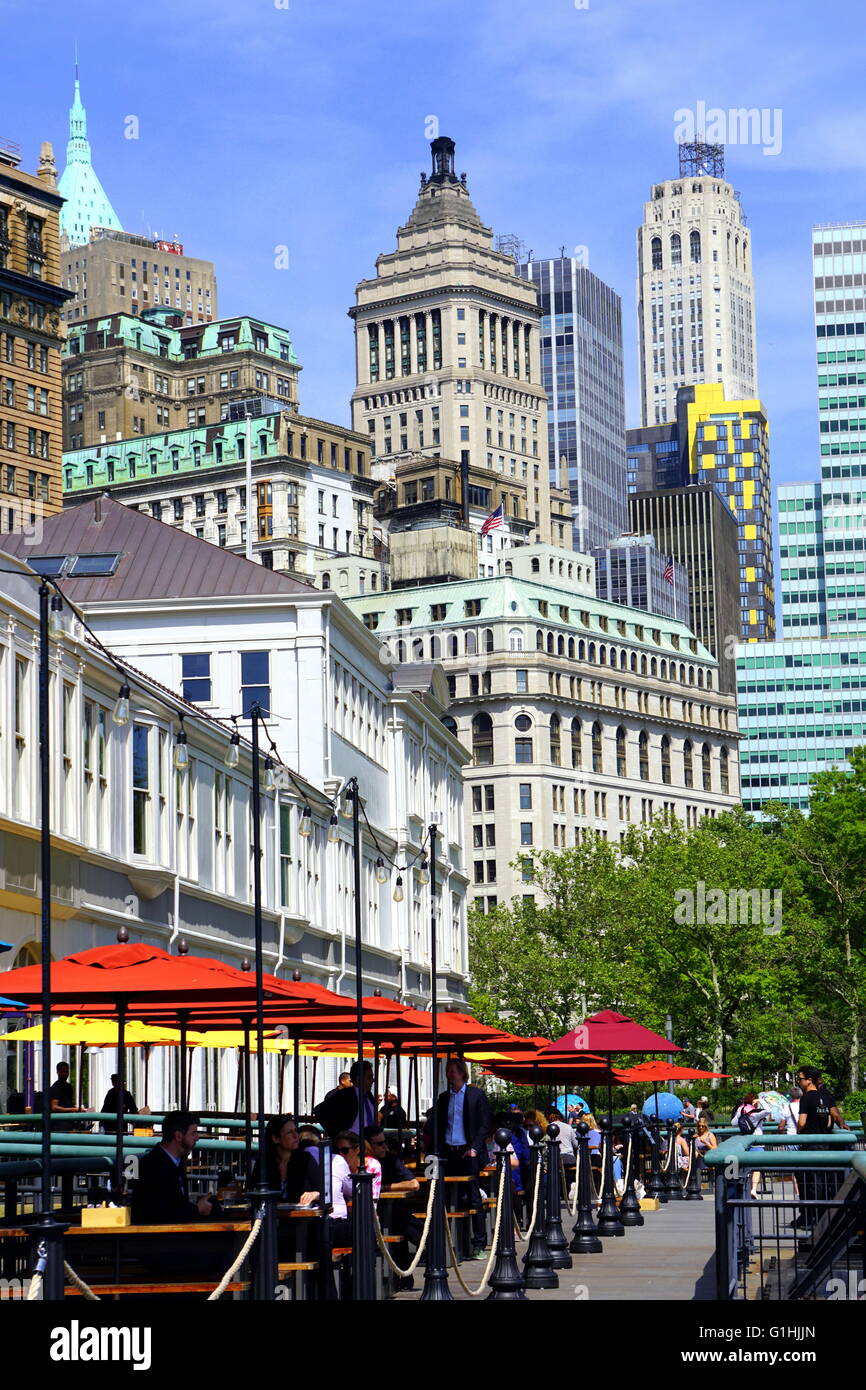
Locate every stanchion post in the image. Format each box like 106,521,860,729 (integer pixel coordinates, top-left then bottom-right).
487,1129,526,1300
569,1122,603,1254
348,779,376,1301
595,1115,625,1236
684,1128,704,1200
522,1126,558,1288
250,1190,279,1300
542,1123,572,1269
665,1122,684,1200
619,1114,644,1227
644,1114,667,1202
420,821,453,1302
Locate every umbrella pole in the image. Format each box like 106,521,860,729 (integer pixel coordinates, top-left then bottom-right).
278,1049,286,1114
114,999,127,1199
533,1062,538,1110
292,1034,300,1118
179,1011,189,1110
233,1049,242,1114
374,1040,380,1122
310,1056,318,1112
77,1041,85,1109
242,1018,252,1180
143,1044,151,1109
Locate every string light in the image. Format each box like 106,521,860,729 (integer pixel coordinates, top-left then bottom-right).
417,858,430,886
112,682,131,727
375,856,388,885
392,875,404,903
224,725,240,769
299,806,313,837
262,756,276,793
327,814,340,844
341,785,354,818
48,592,64,637
173,714,190,771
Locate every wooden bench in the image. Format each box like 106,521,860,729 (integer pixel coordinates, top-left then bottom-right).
64,1280,248,1298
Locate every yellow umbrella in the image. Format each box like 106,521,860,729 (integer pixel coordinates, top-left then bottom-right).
0,1015,207,1046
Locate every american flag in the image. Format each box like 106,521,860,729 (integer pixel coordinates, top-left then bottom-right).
663,558,674,585
480,501,504,537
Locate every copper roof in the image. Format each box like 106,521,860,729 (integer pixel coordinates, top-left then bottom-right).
2,497,314,604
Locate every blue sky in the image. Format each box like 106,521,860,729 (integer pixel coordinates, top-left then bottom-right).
5,0,866,490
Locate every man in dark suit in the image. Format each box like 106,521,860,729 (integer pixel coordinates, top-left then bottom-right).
436,1058,492,1258
131,1112,220,1224
313,1061,376,1139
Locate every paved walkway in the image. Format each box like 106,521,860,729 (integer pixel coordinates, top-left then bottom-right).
397,1197,717,1302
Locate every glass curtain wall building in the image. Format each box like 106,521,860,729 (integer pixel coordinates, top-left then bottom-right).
737,223,866,810
519,255,628,553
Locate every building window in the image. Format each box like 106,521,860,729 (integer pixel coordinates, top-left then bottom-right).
651,236,662,270
520,822,533,846
515,669,528,693
241,650,271,716
639,731,649,781
661,734,671,784
515,737,532,763
471,712,493,765
702,743,712,791
182,653,211,704
683,739,693,788
549,713,561,765
592,722,603,773
616,726,627,778
132,724,150,855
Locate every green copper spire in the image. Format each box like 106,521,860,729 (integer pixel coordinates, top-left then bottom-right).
58,67,123,247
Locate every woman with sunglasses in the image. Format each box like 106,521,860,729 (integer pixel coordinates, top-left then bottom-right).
330,1130,383,1246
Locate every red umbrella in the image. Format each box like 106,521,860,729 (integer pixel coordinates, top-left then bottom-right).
540,1010,683,1058
617,1062,727,1082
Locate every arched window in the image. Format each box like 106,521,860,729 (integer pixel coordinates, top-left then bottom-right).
259,432,268,456
412,636,424,660
679,663,686,683
557,635,565,657
599,645,606,665
448,634,459,658
702,743,711,791
546,633,554,654
509,629,523,652
720,746,729,795
571,718,582,769
697,668,704,689
661,735,671,784
660,660,667,679
567,638,575,660
706,671,713,691
531,557,540,573
515,713,533,764
620,651,627,670
683,739,693,788
616,726,627,778
670,232,682,266
588,643,596,663
441,716,458,736
396,639,406,662
650,658,657,677
550,714,561,765
641,656,648,676
321,571,331,588
578,640,586,660
690,229,701,263
630,653,637,672
536,629,544,651
639,731,649,780
466,631,477,656
688,665,695,686
592,722,603,773
483,628,494,654
651,235,663,270
431,634,441,659
472,713,494,766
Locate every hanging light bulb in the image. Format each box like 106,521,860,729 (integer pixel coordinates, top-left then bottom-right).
173,715,190,771
298,805,313,837
224,728,241,769
112,681,131,726
392,875,404,903
417,858,430,887
341,788,354,819
48,592,64,637
262,756,276,792
375,856,388,885
327,813,340,843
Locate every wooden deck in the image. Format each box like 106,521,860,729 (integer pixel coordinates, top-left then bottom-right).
396,1199,718,1302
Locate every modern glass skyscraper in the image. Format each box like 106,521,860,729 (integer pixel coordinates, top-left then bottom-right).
737,223,866,811
518,256,628,553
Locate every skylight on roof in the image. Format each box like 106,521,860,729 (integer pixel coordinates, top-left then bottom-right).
68,553,120,577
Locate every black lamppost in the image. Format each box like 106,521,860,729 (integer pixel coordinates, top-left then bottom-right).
346,778,376,1300
420,820,453,1301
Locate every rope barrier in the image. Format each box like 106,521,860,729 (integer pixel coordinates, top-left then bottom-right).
682,1136,693,1189
567,1147,581,1216
64,1262,101,1301
661,1128,675,1173
26,1272,43,1301
371,1177,438,1278
444,1164,506,1297
206,1214,263,1300
514,1152,544,1240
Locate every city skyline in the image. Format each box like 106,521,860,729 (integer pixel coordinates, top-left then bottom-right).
5,0,866,501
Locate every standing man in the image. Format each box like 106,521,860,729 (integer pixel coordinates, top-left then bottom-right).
100,1073,138,1135
49,1061,84,1132
795,1066,848,1230
314,1060,376,1139
436,1058,492,1260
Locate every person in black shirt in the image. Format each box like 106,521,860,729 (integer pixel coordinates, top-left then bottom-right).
379,1090,408,1133
794,1066,848,1229
100,1074,138,1135
365,1124,421,1289
249,1115,320,1204
131,1112,220,1224
49,1061,83,1132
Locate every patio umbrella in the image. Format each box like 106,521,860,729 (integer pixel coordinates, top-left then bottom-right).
618,1062,728,1131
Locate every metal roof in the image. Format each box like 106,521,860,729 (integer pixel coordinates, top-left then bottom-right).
2,497,314,605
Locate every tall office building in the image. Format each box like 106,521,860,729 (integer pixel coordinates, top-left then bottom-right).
636,141,757,427
350,137,569,553
57,73,122,249
0,138,71,527
627,382,775,642
518,254,628,552
593,533,690,627
738,223,866,811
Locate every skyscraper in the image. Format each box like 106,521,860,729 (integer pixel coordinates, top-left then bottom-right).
350,137,568,552
636,142,757,427
737,222,866,811
518,255,628,552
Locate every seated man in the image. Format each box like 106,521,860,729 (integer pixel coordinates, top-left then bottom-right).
131,1111,220,1225
365,1125,420,1290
